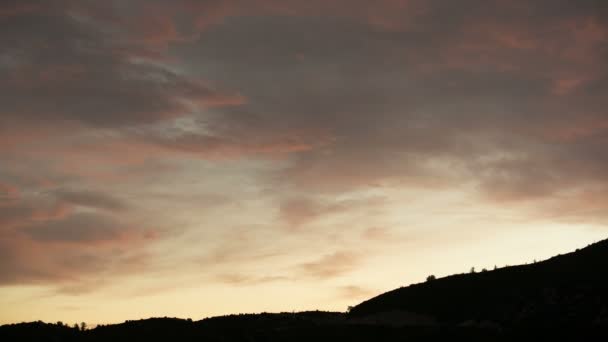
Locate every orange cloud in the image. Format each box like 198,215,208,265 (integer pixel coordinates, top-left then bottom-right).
213,273,290,286
336,285,374,300
297,251,361,279
361,227,393,241
279,196,385,229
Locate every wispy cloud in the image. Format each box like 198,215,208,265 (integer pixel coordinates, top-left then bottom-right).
297,252,361,280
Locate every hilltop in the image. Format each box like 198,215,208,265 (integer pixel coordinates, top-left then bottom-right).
350,239,608,328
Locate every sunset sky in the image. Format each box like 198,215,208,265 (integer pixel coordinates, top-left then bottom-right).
1,0,608,325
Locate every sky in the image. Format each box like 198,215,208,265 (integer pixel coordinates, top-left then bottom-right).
1,0,608,325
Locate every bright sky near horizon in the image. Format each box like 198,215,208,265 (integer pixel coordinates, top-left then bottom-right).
1,0,607,325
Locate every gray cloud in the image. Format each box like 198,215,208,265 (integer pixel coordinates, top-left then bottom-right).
52,189,129,211
0,198,71,231
279,196,386,228
22,212,126,243
170,2,608,217
0,1,243,130
0,182,19,200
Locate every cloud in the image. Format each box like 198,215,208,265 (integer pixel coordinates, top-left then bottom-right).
543,187,608,224
0,234,150,288
297,252,360,279
51,189,129,212
0,183,19,201
361,227,393,241
147,127,330,159
0,0,41,18
213,273,290,286
22,212,130,243
336,285,374,300
0,197,72,230
0,2,244,130
0,187,153,290
279,196,386,228
172,3,608,223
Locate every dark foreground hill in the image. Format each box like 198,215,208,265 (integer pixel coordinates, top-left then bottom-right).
350,238,608,328
0,314,505,342
3,239,608,341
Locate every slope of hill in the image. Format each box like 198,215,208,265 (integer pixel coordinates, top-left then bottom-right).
350,239,608,328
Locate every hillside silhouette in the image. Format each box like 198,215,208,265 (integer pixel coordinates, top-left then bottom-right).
3,239,608,341
350,239,608,328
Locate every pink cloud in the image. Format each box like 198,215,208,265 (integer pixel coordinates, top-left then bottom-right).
0,191,156,289
0,198,73,230
0,183,19,200
537,114,608,143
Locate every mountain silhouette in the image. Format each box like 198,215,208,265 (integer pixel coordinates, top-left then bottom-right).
350,239,608,328
3,239,608,341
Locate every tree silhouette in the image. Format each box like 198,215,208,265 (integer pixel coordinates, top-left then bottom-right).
80,322,87,331
426,275,436,282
